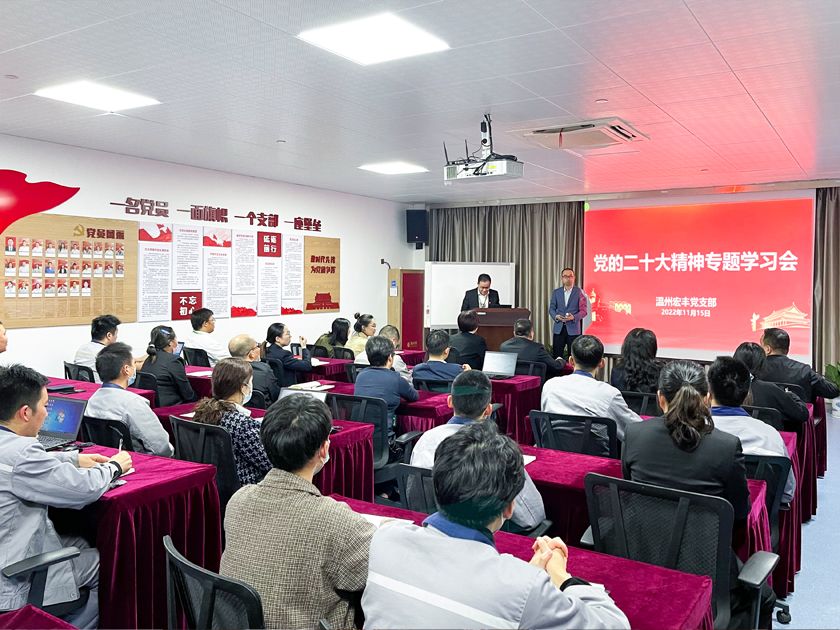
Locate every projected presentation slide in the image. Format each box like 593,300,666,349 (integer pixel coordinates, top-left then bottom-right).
584,198,814,362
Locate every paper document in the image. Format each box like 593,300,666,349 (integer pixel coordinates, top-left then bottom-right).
523,455,536,466
359,513,414,528
181,411,196,418
311,358,327,366
189,370,213,377
290,381,322,390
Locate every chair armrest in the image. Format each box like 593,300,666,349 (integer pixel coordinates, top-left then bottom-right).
395,430,424,461
2,547,80,579
528,519,552,538
779,502,791,511
579,526,595,549
737,550,779,590
490,403,504,413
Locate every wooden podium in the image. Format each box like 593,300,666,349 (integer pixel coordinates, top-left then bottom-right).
475,307,530,351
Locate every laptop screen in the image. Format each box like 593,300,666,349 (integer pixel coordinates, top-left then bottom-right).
279,388,327,403
173,341,185,357
41,396,87,437
481,351,518,377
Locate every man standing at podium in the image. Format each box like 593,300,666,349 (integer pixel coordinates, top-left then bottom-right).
461,273,500,311
550,268,587,359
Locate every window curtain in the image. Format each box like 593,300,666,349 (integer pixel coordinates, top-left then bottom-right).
814,188,840,371
428,202,584,348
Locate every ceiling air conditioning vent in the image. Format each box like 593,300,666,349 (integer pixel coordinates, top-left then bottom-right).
508,117,649,151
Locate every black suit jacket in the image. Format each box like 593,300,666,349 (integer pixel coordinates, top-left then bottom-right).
449,331,487,370
499,336,566,377
750,377,810,425
756,354,840,404
266,344,312,387
140,351,198,407
250,360,280,403
460,288,500,311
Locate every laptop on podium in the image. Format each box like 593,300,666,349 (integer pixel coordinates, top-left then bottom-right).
481,351,518,380
38,396,87,451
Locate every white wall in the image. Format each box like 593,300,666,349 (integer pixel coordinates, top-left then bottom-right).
0,134,420,376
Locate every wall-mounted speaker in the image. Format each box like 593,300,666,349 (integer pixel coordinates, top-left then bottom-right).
406,209,428,245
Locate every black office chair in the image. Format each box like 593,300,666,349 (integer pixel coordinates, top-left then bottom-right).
290,343,301,356
81,416,134,450
163,535,265,630
584,473,778,630
248,388,267,410
325,393,422,506
134,370,160,407
311,345,330,358
344,363,368,383
530,411,618,459
170,416,241,518
333,347,355,360
620,390,662,416
263,358,286,387
771,381,806,399
64,361,95,383
515,359,547,385
413,378,453,393
444,346,461,364
742,405,784,431
1,548,90,618
182,347,211,368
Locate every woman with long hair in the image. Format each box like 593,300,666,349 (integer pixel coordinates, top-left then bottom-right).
140,325,197,406
345,313,376,357
193,358,271,485
611,328,663,393
314,317,351,358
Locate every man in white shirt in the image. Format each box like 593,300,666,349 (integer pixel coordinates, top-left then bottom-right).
184,308,230,367
85,343,173,457
709,356,795,502
541,335,642,441
73,315,121,383
354,325,411,382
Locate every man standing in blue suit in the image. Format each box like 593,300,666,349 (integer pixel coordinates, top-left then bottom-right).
549,268,588,360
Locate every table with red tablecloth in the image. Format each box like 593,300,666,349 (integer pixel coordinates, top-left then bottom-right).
152,403,374,501
791,404,817,522
334,496,714,630
0,605,76,630
490,375,541,444
814,397,827,477
46,376,156,407
299,357,352,382
398,349,426,366
50,448,221,629
775,431,801,598
184,365,213,398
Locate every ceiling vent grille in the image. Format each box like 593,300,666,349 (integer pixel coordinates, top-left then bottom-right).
509,117,649,151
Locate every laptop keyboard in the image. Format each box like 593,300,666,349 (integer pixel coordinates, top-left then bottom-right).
38,436,72,451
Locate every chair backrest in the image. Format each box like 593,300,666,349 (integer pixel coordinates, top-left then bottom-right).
344,363,368,383
163,535,265,630
515,359,547,384
620,390,662,416
81,416,134,450
134,371,160,407
311,344,330,358
333,347,355,360
290,343,301,356
182,347,211,368
444,346,461,364
394,464,436,514
413,378,453,393
64,361,95,383
325,393,391,469
584,473,734,629
530,411,618,458
742,405,784,431
248,388,267,410
170,416,241,514
263,358,285,386
743,454,791,552
771,381,806,398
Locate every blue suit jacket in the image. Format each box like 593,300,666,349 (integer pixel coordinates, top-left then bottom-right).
549,285,588,335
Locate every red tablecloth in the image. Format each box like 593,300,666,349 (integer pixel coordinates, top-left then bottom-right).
152,404,375,501
50,448,222,629
398,349,426,366
490,375,541,444
814,397,827,477
184,366,213,398
300,357,352,383
734,480,772,575
46,376,156,407
334,496,713,630
793,404,817,522
0,605,76,630
776,431,801,598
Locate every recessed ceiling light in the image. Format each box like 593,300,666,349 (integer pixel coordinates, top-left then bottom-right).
595,98,608,103
359,161,429,174
34,80,159,111
298,13,449,65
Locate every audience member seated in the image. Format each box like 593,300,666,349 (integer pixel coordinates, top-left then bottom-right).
262,322,312,387
734,342,809,425
0,364,132,630
354,336,419,425
411,370,545,533
354,324,411,382
757,327,839,403
140,325,198,407
345,312,377,357
314,317,351,358
610,328,663,404
220,394,377,630
192,358,270,485
229,334,279,404
449,310,487,370
73,314,121,383
541,335,642,441
412,329,469,383
362,420,630,630
709,356,795,502
622,360,774,629
86,343,174,457
499,318,566,377
183,308,230,367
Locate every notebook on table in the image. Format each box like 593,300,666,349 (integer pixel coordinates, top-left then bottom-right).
482,351,518,380
280,387,328,402
38,396,86,451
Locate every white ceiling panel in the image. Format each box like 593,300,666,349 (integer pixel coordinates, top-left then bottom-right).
685,0,840,41
607,43,730,84
507,62,627,98
525,0,684,29
633,72,746,105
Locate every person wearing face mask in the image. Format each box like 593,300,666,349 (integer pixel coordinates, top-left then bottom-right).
192,358,271,486
220,393,378,630
84,342,174,457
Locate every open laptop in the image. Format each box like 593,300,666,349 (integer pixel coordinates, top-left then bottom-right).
38,396,87,451
172,341,185,357
481,351,518,380
279,388,327,403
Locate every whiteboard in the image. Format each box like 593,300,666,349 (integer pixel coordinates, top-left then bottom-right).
424,262,516,328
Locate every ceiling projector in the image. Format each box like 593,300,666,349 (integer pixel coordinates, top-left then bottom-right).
443,114,523,185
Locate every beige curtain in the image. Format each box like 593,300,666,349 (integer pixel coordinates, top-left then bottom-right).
428,202,584,348
814,188,840,371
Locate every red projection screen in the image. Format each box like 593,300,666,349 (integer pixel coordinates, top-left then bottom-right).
583,198,814,362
